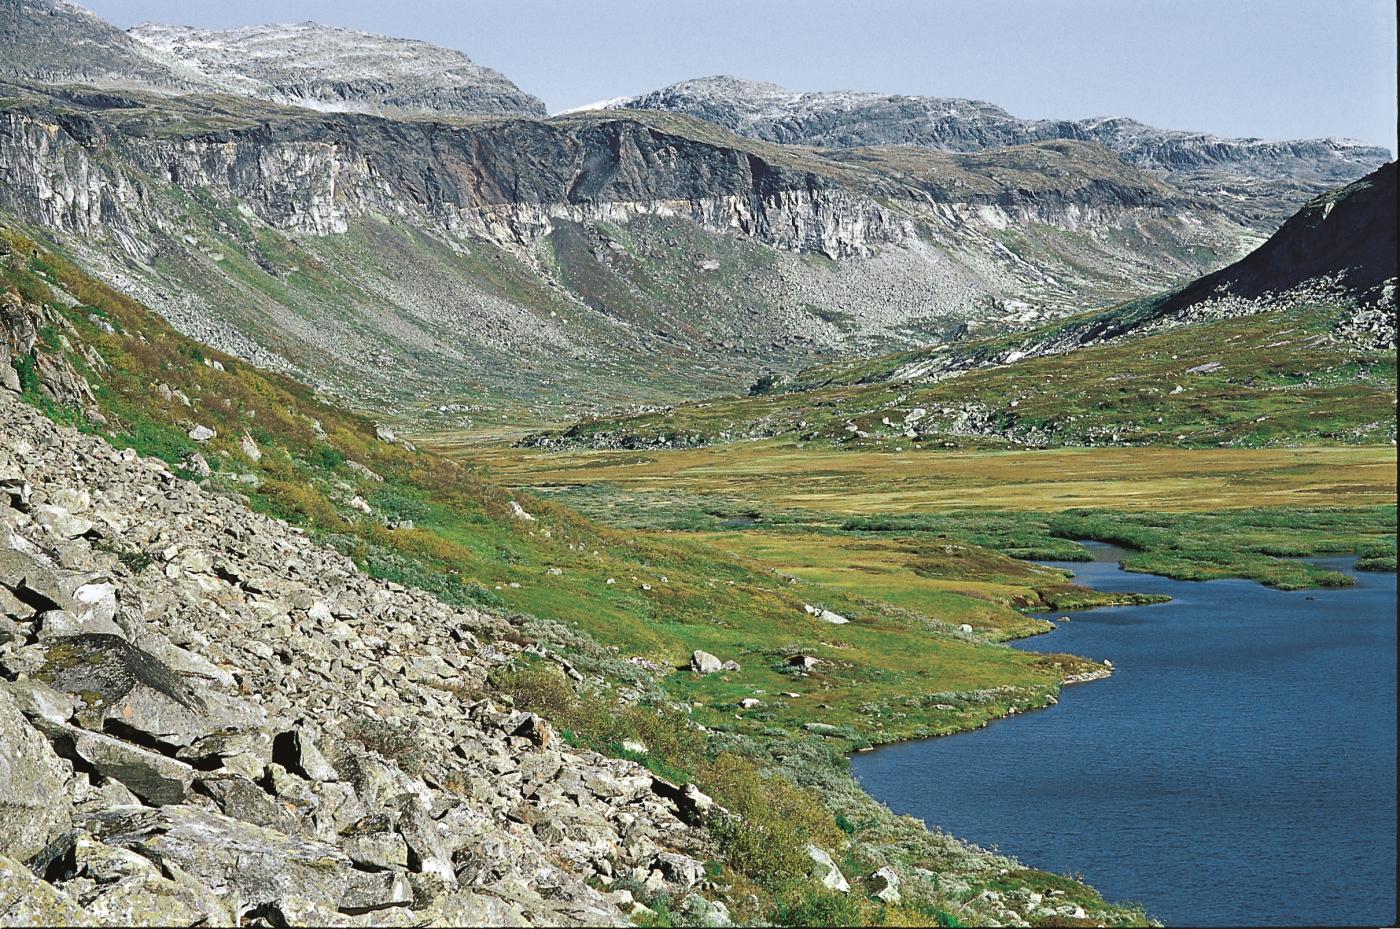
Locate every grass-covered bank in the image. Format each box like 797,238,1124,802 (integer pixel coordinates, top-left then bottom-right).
3,225,1153,924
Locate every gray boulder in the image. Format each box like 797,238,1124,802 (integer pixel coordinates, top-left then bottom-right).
0,853,92,926
804,845,850,893
689,650,723,674
38,719,195,804
0,688,73,861
870,865,901,904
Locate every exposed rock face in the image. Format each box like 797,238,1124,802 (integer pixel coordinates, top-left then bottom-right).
598,76,1393,225
0,104,914,257
0,386,718,925
128,22,546,118
0,84,1247,416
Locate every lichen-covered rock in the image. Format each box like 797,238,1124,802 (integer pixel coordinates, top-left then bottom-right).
0,853,92,926
0,687,73,861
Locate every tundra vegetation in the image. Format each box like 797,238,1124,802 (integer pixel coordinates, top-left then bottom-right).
3,225,1157,925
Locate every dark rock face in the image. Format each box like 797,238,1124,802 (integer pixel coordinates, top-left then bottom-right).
1165,161,1398,306
602,76,1393,225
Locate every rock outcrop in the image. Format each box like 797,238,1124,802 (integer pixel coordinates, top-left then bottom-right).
128,21,546,118
0,386,717,925
595,76,1393,226
1,0,544,118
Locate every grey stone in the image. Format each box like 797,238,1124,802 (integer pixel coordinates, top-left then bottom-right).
689,650,723,674
870,865,901,904
0,687,73,861
0,853,92,926
40,719,195,805
804,845,850,893
81,805,354,914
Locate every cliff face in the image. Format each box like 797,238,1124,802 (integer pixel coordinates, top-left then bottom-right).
0,97,1240,263
600,77,1393,226
0,106,912,259
0,87,1251,419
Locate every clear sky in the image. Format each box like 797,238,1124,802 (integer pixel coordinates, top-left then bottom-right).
86,0,1397,152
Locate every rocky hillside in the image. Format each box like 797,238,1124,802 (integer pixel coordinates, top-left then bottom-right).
528,164,1397,452
1,0,543,117
0,388,717,926
596,77,1393,226
1,218,1156,928
128,22,546,117
0,0,219,93
0,76,1249,423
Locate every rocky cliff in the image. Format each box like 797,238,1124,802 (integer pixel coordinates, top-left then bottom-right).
596,77,1393,226
0,77,1249,420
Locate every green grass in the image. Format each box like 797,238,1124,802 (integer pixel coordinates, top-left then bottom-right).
526,294,1396,452
1,224,1150,926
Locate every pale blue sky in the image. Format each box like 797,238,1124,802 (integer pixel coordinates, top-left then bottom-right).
87,0,1397,152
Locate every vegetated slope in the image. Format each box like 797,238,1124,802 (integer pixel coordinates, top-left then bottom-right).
596,76,1393,226
528,162,1397,451
0,78,1249,426
0,223,1154,926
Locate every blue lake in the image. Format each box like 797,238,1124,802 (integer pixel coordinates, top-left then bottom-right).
850,544,1397,926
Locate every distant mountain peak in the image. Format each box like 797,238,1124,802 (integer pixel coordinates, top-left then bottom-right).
0,0,544,118
601,76,1391,226
128,20,546,117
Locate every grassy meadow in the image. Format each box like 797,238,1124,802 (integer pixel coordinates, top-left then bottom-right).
4,224,1160,925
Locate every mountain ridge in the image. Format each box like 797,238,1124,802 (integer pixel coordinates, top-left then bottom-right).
595,75,1393,226
1,0,545,117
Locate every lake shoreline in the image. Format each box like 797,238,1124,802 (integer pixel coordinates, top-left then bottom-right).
850,548,1398,926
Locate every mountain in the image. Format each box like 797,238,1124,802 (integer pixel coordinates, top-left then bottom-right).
0,76,1251,423
0,222,1148,929
528,162,1397,451
595,76,1393,226
128,21,546,117
0,0,544,117
0,0,219,93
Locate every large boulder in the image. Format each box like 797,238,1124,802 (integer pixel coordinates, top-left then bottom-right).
79,805,398,917
689,650,723,674
804,845,850,893
0,853,92,926
38,719,195,805
0,687,73,861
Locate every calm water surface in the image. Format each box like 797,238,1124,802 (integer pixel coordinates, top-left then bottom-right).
850,544,1397,926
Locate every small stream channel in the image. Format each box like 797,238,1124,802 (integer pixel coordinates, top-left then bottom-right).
850,542,1397,926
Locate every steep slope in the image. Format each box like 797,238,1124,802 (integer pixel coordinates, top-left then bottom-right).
129,21,546,117
0,78,1250,424
597,76,1393,226
0,0,218,93
0,0,544,117
0,221,1154,928
529,163,1397,451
